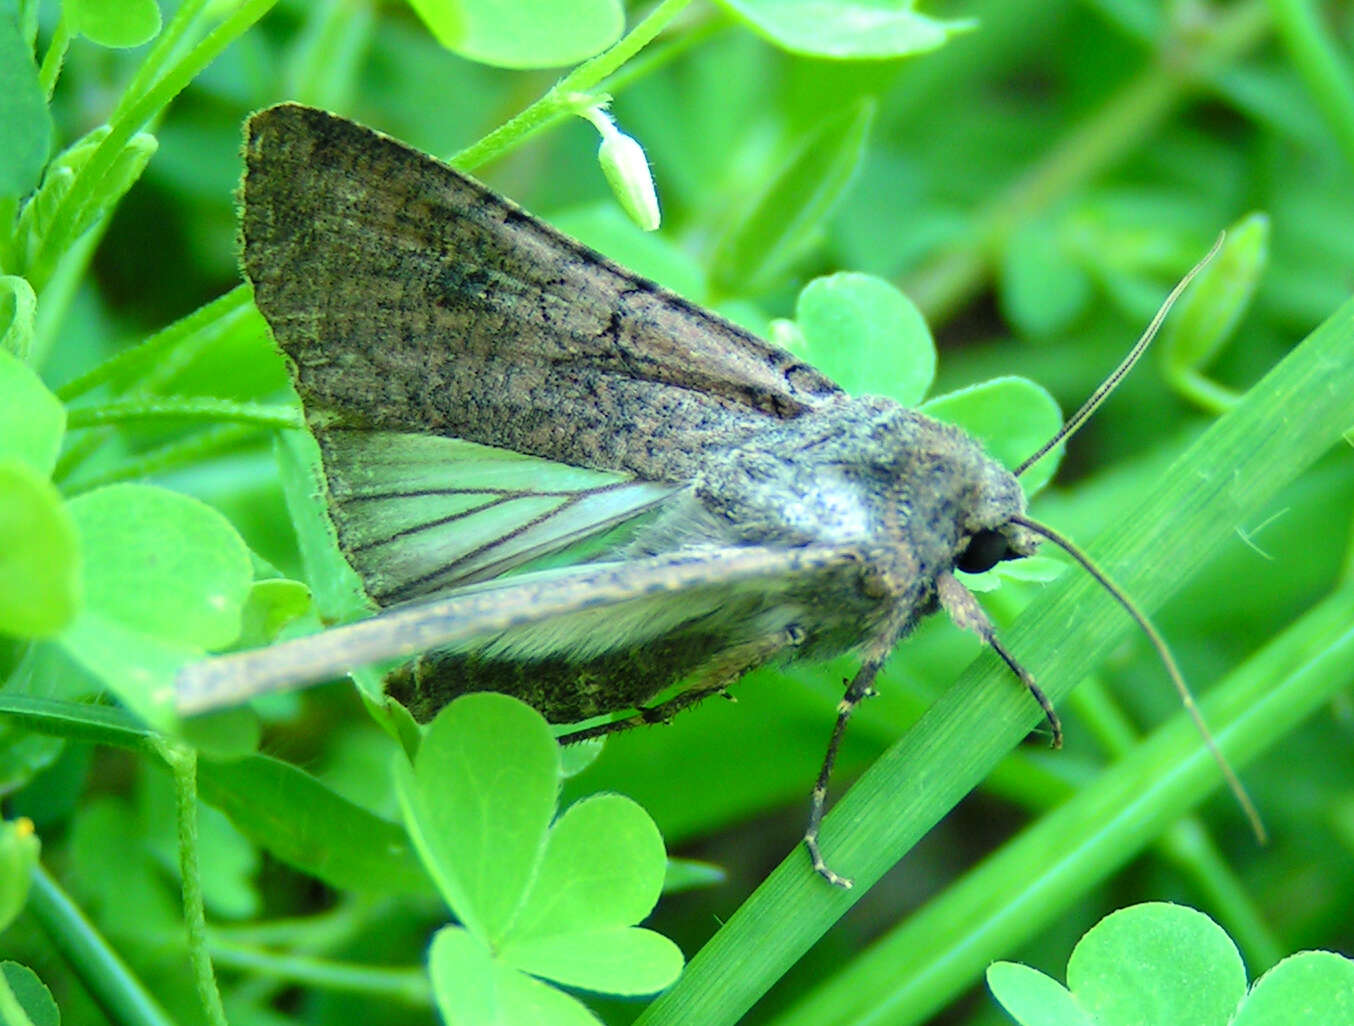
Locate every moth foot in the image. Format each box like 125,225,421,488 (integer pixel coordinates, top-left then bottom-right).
804,833,853,889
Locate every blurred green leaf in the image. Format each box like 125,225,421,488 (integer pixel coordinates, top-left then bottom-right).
921,376,1063,495
234,578,311,649
65,485,251,650
20,128,158,286
0,347,64,474
0,14,49,198
396,693,559,941
58,613,196,725
1160,213,1270,412
198,752,432,896
430,925,605,1026
0,962,58,1026
67,795,180,942
986,961,1096,1026
68,0,162,48
176,706,261,760
1234,951,1354,1026
718,0,970,59
405,0,623,69
56,485,251,723
0,460,79,639
662,857,726,894
1066,903,1245,1025
0,276,37,358
0,820,40,932
1000,216,1093,338
794,271,935,404
710,97,874,295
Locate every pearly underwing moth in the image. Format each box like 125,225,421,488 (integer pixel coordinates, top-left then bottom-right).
177,104,1244,887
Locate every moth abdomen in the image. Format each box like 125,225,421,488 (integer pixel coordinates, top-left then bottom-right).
385,633,727,724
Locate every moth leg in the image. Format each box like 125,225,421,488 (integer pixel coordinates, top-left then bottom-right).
803,666,881,889
557,627,802,745
936,571,1062,747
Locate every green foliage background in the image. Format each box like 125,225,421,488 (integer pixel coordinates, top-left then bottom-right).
2,0,1353,1024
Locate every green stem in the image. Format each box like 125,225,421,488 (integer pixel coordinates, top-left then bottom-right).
156,741,229,1026
1068,676,1276,960
206,939,432,1004
66,398,301,431
62,424,263,494
57,286,255,401
449,0,694,170
17,0,39,50
904,0,1270,321
1171,367,1241,415
111,0,214,123
27,0,280,294
1265,0,1354,173
37,15,70,100
0,694,158,752
1158,818,1285,969
596,8,724,97
26,864,178,1026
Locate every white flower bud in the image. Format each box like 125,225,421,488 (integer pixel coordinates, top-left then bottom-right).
595,122,660,232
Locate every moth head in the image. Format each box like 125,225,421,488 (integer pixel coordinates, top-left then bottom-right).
956,522,1037,573
952,457,1040,574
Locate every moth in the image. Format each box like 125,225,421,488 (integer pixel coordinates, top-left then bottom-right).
178,104,1250,887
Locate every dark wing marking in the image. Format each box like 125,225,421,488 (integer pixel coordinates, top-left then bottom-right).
241,103,842,483
317,428,682,604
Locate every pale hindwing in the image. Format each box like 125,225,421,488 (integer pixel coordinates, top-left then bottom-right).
316,428,684,606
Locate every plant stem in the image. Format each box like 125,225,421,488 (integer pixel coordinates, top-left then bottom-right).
450,0,694,170
111,0,214,123
904,0,1270,321
37,15,70,99
1265,0,1354,172
62,424,264,495
27,0,280,294
26,864,178,1026
57,286,255,401
66,398,302,431
156,741,229,1026
206,939,432,1004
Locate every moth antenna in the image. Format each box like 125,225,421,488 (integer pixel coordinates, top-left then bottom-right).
1015,232,1226,478
1011,514,1266,843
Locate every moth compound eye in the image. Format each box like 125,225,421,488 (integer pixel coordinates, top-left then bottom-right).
957,528,1010,574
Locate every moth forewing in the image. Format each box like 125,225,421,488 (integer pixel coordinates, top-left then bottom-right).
176,544,860,718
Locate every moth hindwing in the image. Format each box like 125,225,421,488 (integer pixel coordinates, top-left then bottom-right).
185,103,1052,887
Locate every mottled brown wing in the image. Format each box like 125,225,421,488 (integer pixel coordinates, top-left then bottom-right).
241,103,842,484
